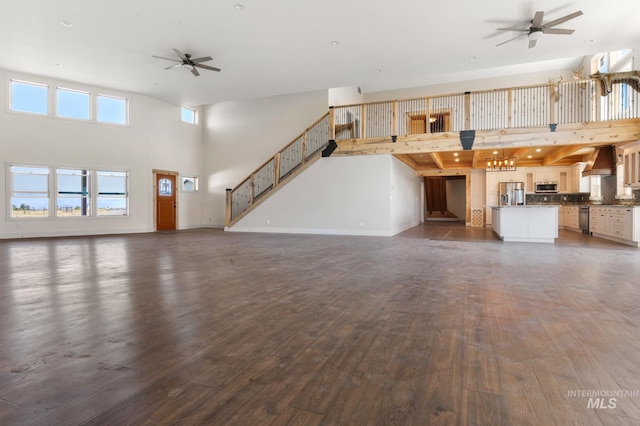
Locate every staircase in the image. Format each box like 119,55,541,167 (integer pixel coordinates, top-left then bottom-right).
226,113,331,226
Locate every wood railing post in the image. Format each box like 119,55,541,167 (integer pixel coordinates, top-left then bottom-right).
392,101,398,136
361,104,367,138
464,92,471,131
329,106,335,140
274,153,281,187
507,89,513,128
225,188,232,226
549,84,557,124
426,98,431,134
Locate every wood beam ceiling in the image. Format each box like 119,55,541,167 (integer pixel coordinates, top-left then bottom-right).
334,119,640,157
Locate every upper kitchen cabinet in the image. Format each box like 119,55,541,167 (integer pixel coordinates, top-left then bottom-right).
533,168,558,183
571,162,590,193
622,142,640,188
502,169,525,183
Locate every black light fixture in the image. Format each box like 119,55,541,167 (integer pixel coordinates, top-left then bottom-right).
485,150,517,172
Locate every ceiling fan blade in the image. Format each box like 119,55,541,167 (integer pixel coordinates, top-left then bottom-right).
173,48,188,61
543,28,575,35
164,63,183,70
152,55,181,62
191,67,200,77
543,10,583,29
529,39,537,49
194,63,221,72
496,27,528,32
496,33,527,47
531,11,544,28
189,56,213,63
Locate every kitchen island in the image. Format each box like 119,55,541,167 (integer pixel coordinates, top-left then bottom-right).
492,206,559,243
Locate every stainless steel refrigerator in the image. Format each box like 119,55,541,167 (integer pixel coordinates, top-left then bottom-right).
499,182,525,206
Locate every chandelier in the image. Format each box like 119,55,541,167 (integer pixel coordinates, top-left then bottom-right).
485,151,517,172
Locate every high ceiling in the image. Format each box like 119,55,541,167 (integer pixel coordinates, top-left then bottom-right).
1,1,638,107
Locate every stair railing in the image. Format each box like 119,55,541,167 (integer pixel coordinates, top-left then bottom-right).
226,112,331,225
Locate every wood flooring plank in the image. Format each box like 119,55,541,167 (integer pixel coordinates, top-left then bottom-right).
1,225,640,424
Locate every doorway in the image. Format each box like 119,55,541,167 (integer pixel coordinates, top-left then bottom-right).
154,171,177,231
424,175,468,222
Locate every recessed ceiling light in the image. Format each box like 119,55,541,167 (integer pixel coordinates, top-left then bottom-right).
331,41,340,45
453,153,459,156
493,151,498,155
535,148,542,152
234,4,245,10
527,155,533,159
584,39,594,44
60,20,73,27
468,56,477,61
454,158,460,162
53,63,63,67
374,69,382,73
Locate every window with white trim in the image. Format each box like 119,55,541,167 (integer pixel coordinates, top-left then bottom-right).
57,87,90,120
181,176,199,192
10,165,50,218
10,80,48,115
57,168,90,216
181,107,197,124
97,95,128,124
97,170,128,215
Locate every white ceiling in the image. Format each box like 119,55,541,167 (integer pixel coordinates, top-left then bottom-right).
1,1,638,107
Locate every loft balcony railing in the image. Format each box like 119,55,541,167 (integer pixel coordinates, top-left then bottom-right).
226,73,640,226
332,78,639,140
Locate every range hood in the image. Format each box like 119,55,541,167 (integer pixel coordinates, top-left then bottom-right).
582,145,616,176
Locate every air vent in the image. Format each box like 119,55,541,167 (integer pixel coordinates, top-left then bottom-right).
471,209,484,227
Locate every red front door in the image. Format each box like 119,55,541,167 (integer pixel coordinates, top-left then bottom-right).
156,174,176,230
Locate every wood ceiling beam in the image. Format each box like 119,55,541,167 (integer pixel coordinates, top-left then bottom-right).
430,152,444,169
472,151,482,169
334,119,640,156
393,154,418,170
542,144,591,166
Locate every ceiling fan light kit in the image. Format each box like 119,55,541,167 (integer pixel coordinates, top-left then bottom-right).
496,10,583,49
152,48,221,77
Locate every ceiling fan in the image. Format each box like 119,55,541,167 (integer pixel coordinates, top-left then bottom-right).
496,10,583,49
152,48,221,76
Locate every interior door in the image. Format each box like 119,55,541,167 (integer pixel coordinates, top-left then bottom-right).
156,173,176,231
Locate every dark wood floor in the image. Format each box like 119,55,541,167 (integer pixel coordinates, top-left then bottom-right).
1,223,640,425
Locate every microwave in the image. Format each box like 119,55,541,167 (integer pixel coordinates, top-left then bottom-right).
535,182,558,193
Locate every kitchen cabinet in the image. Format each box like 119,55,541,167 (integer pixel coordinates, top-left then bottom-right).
590,206,639,247
492,206,558,243
534,168,558,183
557,169,570,193
622,143,640,188
560,205,580,231
485,173,499,226
525,171,534,193
571,162,590,193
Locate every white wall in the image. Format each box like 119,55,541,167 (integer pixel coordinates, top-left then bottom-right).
390,156,422,232
230,155,421,236
328,85,364,107
363,66,583,102
1,70,203,239
202,90,328,227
